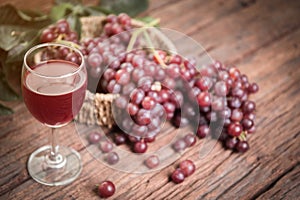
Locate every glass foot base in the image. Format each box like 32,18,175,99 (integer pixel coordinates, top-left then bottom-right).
27,145,82,186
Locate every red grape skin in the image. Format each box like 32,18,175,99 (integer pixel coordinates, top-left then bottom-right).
40,29,55,43
130,89,145,105
115,69,130,85
118,13,131,26
136,109,152,125
167,63,180,78
230,109,243,122
144,135,156,143
100,141,113,153
103,68,116,81
248,125,256,134
171,168,185,184
179,160,196,177
228,122,243,136
114,133,127,145
169,54,182,64
106,14,118,23
122,82,135,96
107,80,121,94
87,53,103,68
132,124,148,137
133,141,148,153
88,132,102,144
172,138,187,152
184,133,197,147
98,181,115,198
142,96,156,110
163,102,176,114
115,96,127,109
132,68,145,82
56,19,70,34
197,125,210,138
228,97,242,108
144,155,160,169
225,137,238,149
214,81,228,96
195,77,213,91
197,92,211,107
229,67,241,80
243,100,256,113
236,141,250,152
173,114,189,128
128,135,141,143
127,103,139,116
105,152,119,165
248,83,259,93
242,118,254,130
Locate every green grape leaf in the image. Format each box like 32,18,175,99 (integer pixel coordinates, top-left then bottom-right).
6,30,40,63
85,6,111,16
50,3,74,22
0,25,36,51
100,0,149,17
0,103,13,115
135,16,160,26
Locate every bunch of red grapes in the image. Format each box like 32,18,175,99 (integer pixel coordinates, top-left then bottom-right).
40,19,79,44
39,13,259,154
39,19,82,65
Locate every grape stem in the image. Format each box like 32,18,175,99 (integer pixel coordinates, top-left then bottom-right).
126,18,160,52
126,29,143,52
143,30,167,68
238,131,247,141
54,34,81,49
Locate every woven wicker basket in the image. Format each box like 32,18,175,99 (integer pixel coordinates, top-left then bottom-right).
75,16,176,128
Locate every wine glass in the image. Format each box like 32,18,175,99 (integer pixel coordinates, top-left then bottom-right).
21,43,87,186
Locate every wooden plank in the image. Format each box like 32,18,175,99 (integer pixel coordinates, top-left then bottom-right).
189,0,300,64
256,164,300,200
149,0,243,33
146,0,180,14
145,0,300,69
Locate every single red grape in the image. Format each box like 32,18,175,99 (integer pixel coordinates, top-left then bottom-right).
98,181,115,198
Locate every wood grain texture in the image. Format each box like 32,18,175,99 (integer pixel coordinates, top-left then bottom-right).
0,0,300,199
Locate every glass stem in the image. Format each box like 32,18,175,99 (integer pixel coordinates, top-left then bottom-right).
50,128,59,161
45,128,66,168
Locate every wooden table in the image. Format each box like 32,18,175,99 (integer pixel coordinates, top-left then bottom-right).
1,0,300,199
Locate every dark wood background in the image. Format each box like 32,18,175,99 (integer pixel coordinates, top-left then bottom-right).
0,0,300,199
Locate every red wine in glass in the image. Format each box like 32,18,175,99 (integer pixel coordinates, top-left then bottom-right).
23,60,87,127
